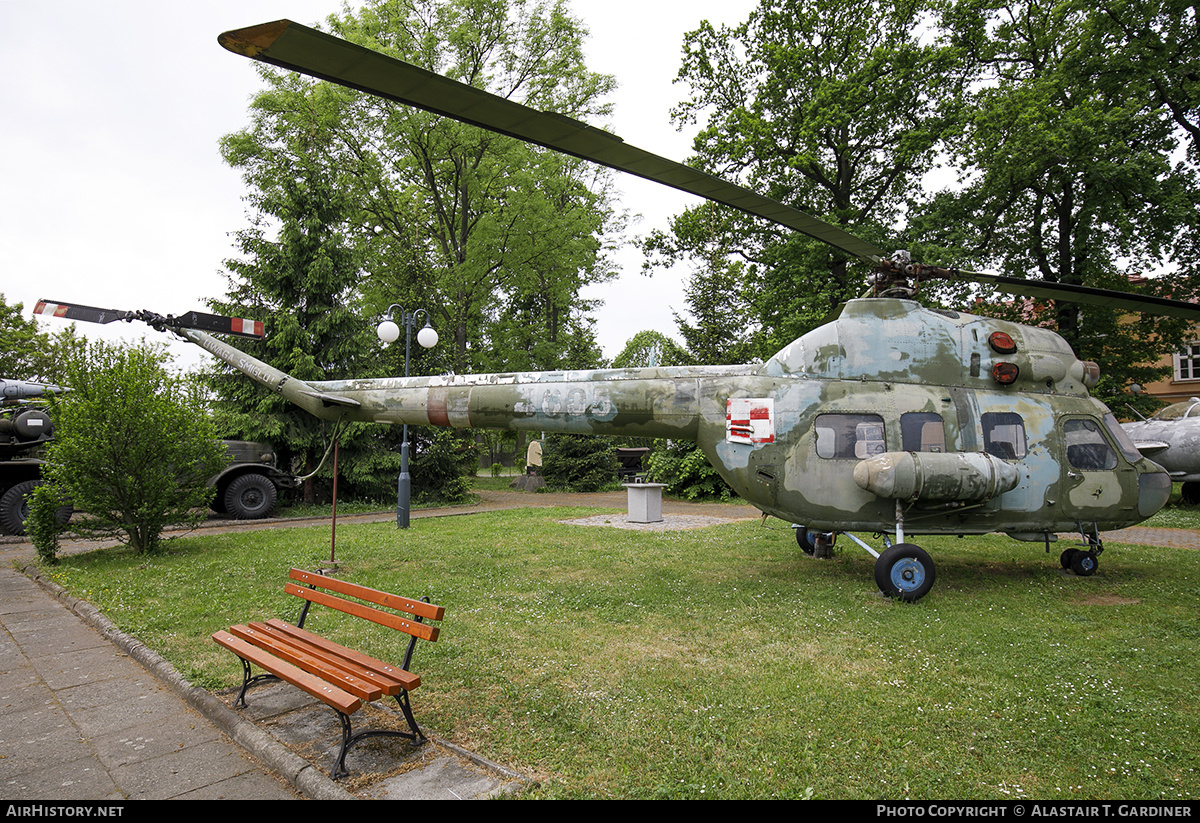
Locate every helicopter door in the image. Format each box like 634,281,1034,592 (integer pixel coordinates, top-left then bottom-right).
1058,417,1136,521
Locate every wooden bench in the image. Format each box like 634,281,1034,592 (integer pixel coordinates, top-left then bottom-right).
212,568,445,779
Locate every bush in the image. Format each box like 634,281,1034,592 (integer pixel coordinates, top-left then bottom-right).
541,434,620,492
646,441,736,501
42,339,228,554
410,428,473,504
26,482,69,564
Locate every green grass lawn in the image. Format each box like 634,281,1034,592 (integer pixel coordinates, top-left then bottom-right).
37,503,1200,800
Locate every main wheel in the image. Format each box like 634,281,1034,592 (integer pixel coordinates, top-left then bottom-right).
1183,482,1200,505
795,526,817,556
874,543,936,602
223,473,278,520
1060,548,1080,570
1070,549,1099,577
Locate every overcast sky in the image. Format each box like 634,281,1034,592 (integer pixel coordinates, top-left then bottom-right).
1,0,757,371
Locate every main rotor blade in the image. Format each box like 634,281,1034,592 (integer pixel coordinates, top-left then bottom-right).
218,20,886,263
965,273,1200,321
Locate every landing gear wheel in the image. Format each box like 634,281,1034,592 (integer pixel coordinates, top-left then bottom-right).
1070,549,1099,577
874,543,936,602
223,474,278,520
1182,482,1200,505
795,526,817,556
1060,548,1080,570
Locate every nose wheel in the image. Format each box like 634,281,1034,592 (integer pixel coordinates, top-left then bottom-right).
874,543,936,602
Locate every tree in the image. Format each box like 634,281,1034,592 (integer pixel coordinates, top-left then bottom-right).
207,153,384,503
540,434,619,492
644,0,969,360
0,293,81,384
40,339,227,554
927,0,1200,411
611,330,690,369
221,0,619,376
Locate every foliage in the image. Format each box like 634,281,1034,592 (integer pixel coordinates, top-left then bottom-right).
644,0,969,362
42,513,1200,799
220,0,617,375
207,142,390,505
540,433,619,492
409,428,475,504
917,0,1200,411
646,440,736,501
610,330,691,368
40,339,227,554
0,293,85,384
26,482,68,564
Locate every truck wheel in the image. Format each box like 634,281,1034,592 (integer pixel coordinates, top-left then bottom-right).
0,481,38,535
223,473,278,520
1,480,74,535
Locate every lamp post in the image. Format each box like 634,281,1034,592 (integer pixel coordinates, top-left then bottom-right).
378,304,438,528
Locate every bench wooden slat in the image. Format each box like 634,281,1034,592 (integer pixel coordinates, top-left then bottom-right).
285,583,440,642
264,618,421,691
289,568,445,622
212,630,362,714
245,621,410,694
227,623,386,702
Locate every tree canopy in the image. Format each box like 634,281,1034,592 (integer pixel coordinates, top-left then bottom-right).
649,0,1199,409
220,0,619,377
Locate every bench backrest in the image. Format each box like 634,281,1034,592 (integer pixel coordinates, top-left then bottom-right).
286,568,444,643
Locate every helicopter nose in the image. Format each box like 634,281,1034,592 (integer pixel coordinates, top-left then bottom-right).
1138,465,1171,518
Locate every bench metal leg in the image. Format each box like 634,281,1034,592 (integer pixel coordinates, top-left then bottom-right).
328,690,427,780
232,657,279,709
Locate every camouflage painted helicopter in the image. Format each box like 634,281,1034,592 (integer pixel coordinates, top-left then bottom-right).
36,19,1200,602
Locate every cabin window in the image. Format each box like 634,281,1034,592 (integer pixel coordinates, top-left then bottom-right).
901,412,945,453
1103,413,1142,462
982,412,1027,459
1064,418,1118,470
1174,343,1200,381
815,413,886,459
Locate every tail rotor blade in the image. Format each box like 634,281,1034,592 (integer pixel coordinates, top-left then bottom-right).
34,300,265,339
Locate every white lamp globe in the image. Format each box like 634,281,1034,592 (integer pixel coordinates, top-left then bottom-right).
417,324,439,349
377,319,400,344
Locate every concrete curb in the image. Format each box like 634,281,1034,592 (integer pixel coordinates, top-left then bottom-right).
20,562,356,801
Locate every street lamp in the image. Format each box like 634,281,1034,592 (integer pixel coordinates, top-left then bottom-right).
378,304,438,528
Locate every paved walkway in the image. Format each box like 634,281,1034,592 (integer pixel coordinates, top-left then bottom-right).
1,488,1196,802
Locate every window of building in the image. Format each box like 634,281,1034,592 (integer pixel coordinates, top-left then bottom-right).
1174,343,1200,381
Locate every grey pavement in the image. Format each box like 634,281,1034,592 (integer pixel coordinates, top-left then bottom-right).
1,487,1196,802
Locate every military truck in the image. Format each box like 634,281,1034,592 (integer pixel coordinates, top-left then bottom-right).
208,440,300,520
0,379,60,535
0,379,297,533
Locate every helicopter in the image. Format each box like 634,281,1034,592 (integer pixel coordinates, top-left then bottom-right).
1121,397,1200,504
35,19,1200,602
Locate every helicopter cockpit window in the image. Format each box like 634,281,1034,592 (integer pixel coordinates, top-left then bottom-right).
1064,418,1118,470
901,412,945,453
981,412,1027,459
1103,413,1142,462
815,413,886,459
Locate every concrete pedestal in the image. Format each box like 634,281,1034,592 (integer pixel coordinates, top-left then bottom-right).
624,483,665,523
